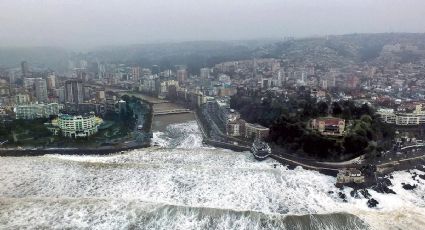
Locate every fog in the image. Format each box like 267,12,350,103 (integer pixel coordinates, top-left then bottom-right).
0,0,424,48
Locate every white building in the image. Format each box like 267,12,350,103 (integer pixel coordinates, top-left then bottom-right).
48,113,102,138
15,94,31,105
378,105,425,126
15,103,61,120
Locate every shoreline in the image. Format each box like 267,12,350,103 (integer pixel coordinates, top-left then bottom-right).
0,142,150,157
3,97,424,191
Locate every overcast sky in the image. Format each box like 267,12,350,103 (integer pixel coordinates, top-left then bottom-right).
0,0,424,48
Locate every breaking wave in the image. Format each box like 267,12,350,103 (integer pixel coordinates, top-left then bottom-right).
152,121,204,149
0,121,424,229
0,198,366,230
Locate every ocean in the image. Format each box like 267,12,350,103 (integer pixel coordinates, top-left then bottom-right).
1,121,424,229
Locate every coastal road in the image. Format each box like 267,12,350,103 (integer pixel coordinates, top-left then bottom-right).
270,154,339,171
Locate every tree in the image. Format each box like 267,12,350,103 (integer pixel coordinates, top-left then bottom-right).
332,102,342,116
343,134,368,154
318,101,329,116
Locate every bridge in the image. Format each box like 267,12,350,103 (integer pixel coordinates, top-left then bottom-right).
153,109,192,116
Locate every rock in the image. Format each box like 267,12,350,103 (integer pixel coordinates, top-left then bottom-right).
338,192,347,202
328,191,334,194
381,177,393,186
372,177,396,194
419,174,425,180
287,165,296,170
367,198,379,208
372,183,396,194
360,189,371,199
412,172,418,180
350,190,360,199
402,183,417,190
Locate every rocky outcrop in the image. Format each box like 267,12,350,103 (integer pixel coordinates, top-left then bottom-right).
367,198,379,208
402,183,417,190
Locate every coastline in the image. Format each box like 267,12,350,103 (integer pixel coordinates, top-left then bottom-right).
3,94,424,192
0,142,150,157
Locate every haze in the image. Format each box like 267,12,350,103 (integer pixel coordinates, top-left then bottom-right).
1,0,425,48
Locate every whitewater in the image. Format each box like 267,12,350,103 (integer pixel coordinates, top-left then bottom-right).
1,121,425,229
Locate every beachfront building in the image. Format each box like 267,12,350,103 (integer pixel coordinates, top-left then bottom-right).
336,168,365,184
244,123,270,140
46,112,102,138
15,103,61,120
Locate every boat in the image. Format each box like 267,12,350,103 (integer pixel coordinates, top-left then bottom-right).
251,139,271,161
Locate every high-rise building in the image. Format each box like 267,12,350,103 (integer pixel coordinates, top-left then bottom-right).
177,69,188,84
56,87,65,103
47,75,56,90
200,68,210,79
151,65,160,75
15,94,31,105
21,61,29,77
132,66,141,81
34,78,48,103
23,77,36,90
65,79,84,104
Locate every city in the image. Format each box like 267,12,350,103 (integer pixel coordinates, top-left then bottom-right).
1,1,425,229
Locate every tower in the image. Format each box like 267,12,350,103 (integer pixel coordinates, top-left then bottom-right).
21,61,30,77
65,79,84,104
35,78,48,103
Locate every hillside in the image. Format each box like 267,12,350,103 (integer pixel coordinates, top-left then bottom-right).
258,33,425,67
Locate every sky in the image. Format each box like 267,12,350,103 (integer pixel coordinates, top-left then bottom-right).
0,0,424,48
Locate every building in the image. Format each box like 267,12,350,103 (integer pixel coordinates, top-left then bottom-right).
214,98,240,125
47,75,56,90
159,80,179,98
378,105,425,126
96,90,105,102
177,69,188,85
65,79,84,104
15,103,61,119
34,78,48,103
245,123,269,140
132,66,141,81
15,94,30,105
23,77,37,90
377,108,397,124
47,112,102,138
56,87,65,103
311,117,345,136
21,61,29,77
0,86,9,96
139,75,159,95
200,68,210,79
227,121,241,137
336,168,365,184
